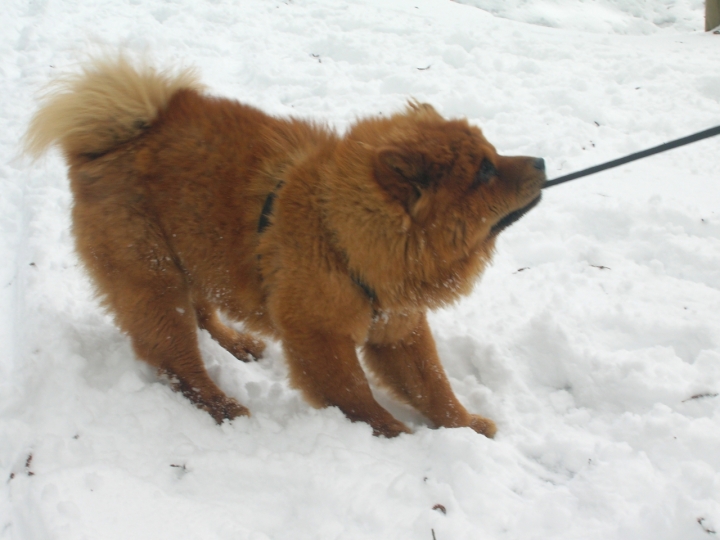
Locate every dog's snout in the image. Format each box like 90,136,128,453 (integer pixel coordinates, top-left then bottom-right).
533,158,545,172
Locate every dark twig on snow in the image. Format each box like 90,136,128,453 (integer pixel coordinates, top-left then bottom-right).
682,393,719,403
697,517,717,534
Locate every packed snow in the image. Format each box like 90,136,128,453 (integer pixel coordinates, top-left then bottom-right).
2,0,719,538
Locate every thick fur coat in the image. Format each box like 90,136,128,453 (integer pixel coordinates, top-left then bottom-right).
26,57,545,437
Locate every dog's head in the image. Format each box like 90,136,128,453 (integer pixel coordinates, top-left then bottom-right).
330,102,545,308
370,103,545,253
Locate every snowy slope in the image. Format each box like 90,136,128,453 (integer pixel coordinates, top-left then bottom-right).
2,0,719,539
456,0,705,34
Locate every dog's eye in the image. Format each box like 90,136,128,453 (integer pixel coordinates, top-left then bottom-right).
473,158,498,188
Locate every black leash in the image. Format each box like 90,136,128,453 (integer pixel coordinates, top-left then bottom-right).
543,125,720,189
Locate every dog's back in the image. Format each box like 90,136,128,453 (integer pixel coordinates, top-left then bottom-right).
25,58,297,422
26,57,331,333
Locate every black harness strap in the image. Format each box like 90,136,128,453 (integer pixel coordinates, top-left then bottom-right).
257,181,284,233
350,272,378,303
256,183,378,303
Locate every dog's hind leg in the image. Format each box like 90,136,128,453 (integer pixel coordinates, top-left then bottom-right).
364,313,496,438
114,285,249,423
194,300,266,362
85,243,249,423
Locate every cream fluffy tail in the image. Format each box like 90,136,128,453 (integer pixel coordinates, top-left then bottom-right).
25,56,203,160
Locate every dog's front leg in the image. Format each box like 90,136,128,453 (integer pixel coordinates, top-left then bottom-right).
282,331,411,438
363,312,496,438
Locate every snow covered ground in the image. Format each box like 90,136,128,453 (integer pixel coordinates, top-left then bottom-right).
2,0,719,538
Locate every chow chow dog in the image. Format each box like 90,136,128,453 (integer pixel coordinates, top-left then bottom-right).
26,57,545,438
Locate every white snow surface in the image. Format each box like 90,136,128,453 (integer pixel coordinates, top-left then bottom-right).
2,0,720,538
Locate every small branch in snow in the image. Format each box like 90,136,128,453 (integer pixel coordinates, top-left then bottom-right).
417,65,431,71
682,393,718,403
513,267,530,274
697,517,717,534
590,265,610,270
432,504,447,514
431,529,437,540
171,463,189,478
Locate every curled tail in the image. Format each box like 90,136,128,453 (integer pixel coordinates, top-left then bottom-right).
25,56,204,160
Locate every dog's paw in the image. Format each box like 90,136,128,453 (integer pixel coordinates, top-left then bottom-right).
205,396,251,424
227,333,266,362
468,414,497,439
371,418,413,438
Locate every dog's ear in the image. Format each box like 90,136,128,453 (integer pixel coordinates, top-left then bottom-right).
374,147,430,210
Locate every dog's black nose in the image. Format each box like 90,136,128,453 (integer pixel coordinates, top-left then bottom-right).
533,158,545,171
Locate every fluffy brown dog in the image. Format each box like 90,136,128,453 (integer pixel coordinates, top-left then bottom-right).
26,57,545,438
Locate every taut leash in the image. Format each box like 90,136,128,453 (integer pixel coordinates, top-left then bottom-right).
543,125,720,189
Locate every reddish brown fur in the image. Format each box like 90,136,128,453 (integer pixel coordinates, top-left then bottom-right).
26,57,545,437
